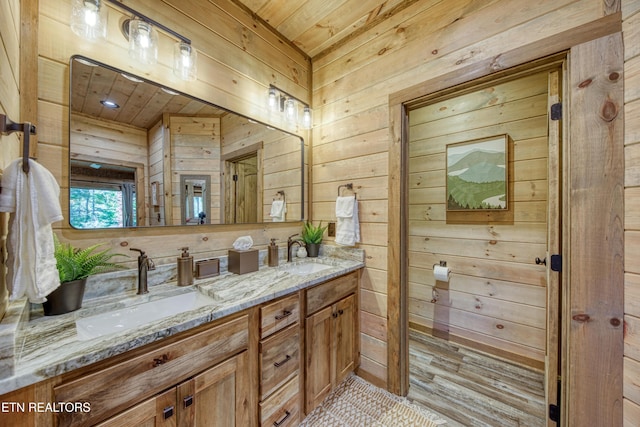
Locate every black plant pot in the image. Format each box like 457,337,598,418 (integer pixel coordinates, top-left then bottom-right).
306,243,320,257
42,278,87,316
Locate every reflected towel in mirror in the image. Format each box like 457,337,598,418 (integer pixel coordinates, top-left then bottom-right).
270,200,286,222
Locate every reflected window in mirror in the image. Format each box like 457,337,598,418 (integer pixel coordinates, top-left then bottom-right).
70,160,138,228
69,55,305,230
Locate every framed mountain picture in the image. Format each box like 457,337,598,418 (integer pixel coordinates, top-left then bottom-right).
446,135,508,211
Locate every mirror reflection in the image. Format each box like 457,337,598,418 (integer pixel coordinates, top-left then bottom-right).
69,56,304,229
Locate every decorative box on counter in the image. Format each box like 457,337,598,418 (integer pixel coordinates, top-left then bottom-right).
228,249,259,275
195,258,220,279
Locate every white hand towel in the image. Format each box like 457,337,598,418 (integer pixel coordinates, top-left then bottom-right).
335,196,360,246
270,200,286,222
0,159,63,303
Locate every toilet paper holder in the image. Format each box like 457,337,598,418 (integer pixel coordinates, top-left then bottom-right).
433,260,447,268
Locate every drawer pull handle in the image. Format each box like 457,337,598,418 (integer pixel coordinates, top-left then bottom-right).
273,410,291,426
338,309,344,316
275,310,292,320
152,354,169,367
163,406,174,419
183,395,194,408
273,354,292,368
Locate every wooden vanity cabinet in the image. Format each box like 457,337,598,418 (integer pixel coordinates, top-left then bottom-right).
257,293,301,427
54,314,250,427
304,271,359,414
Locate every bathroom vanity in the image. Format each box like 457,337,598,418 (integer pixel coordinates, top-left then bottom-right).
0,250,363,427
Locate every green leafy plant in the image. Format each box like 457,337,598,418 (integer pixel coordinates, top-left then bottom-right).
301,221,327,245
54,234,127,283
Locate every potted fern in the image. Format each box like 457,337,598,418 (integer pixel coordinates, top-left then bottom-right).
301,221,327,257
43,235,126,316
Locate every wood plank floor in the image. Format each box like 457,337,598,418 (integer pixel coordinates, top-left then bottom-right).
407,330,546,426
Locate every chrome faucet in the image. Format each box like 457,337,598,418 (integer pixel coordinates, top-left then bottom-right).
287,234,304,262
130,248,155,295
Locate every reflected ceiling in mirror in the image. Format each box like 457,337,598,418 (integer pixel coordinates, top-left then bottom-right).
69,56,304,229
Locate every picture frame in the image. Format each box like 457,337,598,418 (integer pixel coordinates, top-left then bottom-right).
446,134,508,211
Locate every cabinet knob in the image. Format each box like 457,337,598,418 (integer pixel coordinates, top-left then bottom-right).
273,410,291,427
163,406,174,419
338,309,344,316
332,312,338,318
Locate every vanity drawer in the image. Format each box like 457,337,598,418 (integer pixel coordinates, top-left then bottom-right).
306,271,358,315
54,315,248,427
259,375,300,427
260,293,299,338
260,323,300,399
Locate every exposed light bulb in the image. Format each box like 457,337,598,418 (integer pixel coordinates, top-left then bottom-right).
128,19,158,65
173,42,197,81
284,98,297,123
302,106,312,129
70,0,107,41
267,88,279,112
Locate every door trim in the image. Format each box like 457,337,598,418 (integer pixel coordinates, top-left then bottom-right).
387,12,621,400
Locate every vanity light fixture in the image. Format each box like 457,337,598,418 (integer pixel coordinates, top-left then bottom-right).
70,0,197,81
267,85,313,129
70,0,108,41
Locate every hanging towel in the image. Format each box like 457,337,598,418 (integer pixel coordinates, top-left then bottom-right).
0,159,63,303
270,200,286,222
335,196,360,246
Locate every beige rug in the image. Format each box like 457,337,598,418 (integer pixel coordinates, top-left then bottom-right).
300,374,447,427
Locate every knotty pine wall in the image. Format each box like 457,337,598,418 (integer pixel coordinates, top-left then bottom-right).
310,0,631,404
35,0,310,270
0,0,21,320
407,70,550,366
623,0,640,423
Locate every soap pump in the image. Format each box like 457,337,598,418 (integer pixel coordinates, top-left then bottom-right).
268,238,279,267
177,247,194,286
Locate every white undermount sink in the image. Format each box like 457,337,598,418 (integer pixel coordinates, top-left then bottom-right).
281,261,332,275
75,291,207,341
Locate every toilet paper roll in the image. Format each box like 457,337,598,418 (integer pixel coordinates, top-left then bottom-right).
433,265,450,282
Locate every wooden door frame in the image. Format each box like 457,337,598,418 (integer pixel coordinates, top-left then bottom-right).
387,12,622,423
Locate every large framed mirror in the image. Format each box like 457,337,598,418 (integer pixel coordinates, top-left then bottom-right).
69,56,304,229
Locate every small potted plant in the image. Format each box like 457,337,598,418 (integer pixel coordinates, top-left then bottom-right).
44,235,126,316
301,221,327,258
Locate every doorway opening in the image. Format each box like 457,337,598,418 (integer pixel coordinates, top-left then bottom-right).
223,151,262,224
402,57,564,425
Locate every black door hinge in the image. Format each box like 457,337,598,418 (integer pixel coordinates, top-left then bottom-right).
550,103,562,120
550,254,562,272
549,404,559,422
232,174,238,181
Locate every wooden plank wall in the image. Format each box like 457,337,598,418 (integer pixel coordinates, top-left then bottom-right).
407,71,550,366
0,0,21,319
311,0,616,389
148,121,164,226
623,1,640,425
221,113,304,223
35,0,310,270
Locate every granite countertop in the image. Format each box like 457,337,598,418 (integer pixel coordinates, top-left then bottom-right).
0,247,364,395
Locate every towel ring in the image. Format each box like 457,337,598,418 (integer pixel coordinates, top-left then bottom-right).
338,183,356,199
273,190,285,201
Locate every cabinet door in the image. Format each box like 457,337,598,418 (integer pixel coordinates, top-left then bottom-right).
334,294,356,385
305,305,333,413
189,350,250,427
95,389,177,427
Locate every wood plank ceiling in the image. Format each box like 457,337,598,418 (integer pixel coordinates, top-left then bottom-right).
235,0,414,58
